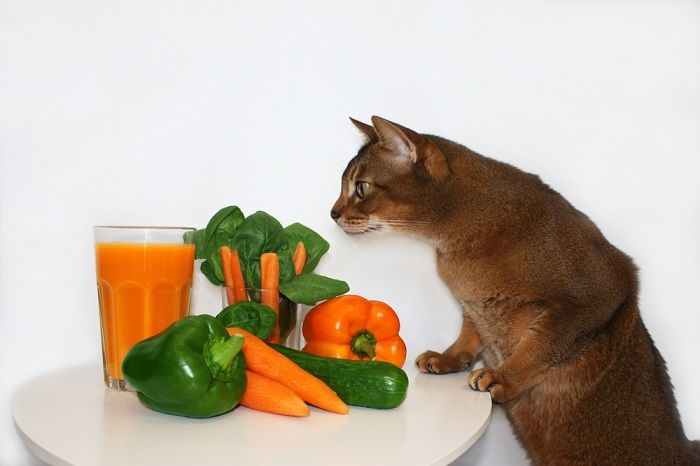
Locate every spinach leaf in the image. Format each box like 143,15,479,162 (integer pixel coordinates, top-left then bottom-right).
200,259,223,286
216,301,277,341
283,223,330,274
204,206,245,283
204,206,245,249
195,207,350,300
242,251,296,290
184,228,207,259
278,251,296,285
279,273,349,305
230,211,295,288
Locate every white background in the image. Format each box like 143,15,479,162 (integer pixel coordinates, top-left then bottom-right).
2,1,699,464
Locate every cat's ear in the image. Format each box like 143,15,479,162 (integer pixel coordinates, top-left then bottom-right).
371,116,417,161
349,117,378,144
371,116,449,181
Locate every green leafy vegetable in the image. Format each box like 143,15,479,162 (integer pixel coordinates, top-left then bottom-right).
195,205,350,305
216,301,277,340
229,211,295,288
284,223,330,274
279,273,350,305
204,206,245,283
200,256,223,286
184,229,207,259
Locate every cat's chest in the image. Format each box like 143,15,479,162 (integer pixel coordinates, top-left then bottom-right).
436,250,526,364
435,250,502,300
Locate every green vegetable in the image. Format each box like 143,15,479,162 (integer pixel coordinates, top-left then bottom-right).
183,228,206,259
193,205,349,306
216,301,277,340
283,222,330,274
204,206,246,284
122,315,247,418
229,211,295,288
199,258,220,285
279,273,350,305
271,345,409,409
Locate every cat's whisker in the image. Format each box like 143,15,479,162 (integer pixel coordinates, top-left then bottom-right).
375,218,432,222
372,219,431,223
371,220,433,227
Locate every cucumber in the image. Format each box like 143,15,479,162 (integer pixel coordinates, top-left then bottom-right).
271,344,409,409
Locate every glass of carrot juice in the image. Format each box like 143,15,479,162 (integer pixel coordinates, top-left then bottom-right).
94,226,196,390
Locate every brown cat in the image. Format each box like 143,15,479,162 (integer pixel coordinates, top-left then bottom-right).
331,116,700,465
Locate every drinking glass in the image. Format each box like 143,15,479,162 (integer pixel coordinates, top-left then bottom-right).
94,226,195,390
221,287,301,348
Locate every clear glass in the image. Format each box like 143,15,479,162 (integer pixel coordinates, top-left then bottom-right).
94,226,196,390
221,287,302,349
294,304,313,350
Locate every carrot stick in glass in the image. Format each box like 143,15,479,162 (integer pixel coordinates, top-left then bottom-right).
229,249,248,302
260,252,280,343
220,246,236,306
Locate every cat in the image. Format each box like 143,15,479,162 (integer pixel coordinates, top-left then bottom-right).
331,116,700,465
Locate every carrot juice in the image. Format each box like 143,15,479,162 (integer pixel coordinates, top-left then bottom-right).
94,227,195,390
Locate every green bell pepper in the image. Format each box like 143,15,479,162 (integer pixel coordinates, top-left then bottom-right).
122,314,247,418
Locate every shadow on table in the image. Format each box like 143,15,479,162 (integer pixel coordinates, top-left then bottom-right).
449,406,529,466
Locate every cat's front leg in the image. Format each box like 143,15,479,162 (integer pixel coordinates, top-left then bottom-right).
467,306,600,403
416,314,481,374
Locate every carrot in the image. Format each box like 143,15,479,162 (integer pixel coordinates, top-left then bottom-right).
229,249,248,302
241,370,309,417
260,252,280,343
228,328,349,415
220,246,236,305
292,241,307,275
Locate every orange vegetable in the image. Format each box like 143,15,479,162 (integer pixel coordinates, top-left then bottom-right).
227,327,349,414
220,246,248,305
229,249,248,302
219,246,236,305
292,241,307,275
240,370,309,417
302,295,407,367
260,252,280,343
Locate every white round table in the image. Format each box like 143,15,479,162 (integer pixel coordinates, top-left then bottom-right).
13,364,491,466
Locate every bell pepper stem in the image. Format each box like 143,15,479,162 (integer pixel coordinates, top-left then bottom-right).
351,330,377,360
204,334,245,382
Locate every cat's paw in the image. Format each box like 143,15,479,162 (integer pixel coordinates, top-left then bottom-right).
415,350,473,374
468,367,512,403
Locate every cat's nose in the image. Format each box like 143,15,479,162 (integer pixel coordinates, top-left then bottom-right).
330,209,341,222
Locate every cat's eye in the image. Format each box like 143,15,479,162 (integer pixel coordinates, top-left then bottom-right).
355,181,370,199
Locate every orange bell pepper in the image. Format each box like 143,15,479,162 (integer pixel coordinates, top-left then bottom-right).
301,295,407,367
